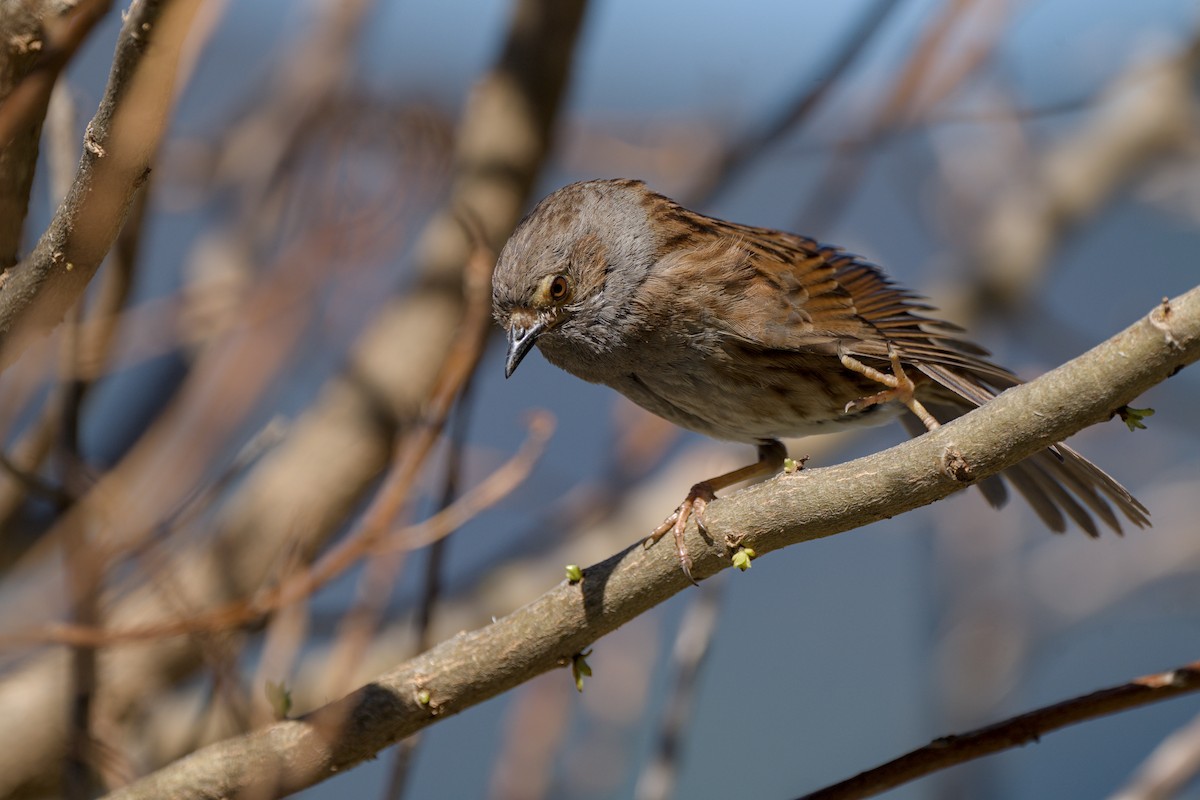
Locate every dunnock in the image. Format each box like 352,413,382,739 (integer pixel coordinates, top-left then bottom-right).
492,179,1148,580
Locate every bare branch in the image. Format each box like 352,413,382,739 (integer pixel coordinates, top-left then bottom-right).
0,0,113,270
634,578,726,800
686,0,899,205
102,288,1200,799
801,659,1200,800
960,38,1200,315
0,0,205,365
798,0,1005,232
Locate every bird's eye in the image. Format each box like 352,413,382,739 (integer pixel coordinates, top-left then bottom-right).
548,275,570,301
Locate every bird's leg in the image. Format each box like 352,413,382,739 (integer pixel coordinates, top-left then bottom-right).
840,344,941,432
646,440,787,583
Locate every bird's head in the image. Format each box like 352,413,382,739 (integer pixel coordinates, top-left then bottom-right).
492,179,659,377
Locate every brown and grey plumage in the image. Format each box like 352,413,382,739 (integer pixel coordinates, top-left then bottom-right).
493,178,1148,578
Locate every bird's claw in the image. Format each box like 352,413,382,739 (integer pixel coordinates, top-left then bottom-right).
840,344,941,432
645,482,717,584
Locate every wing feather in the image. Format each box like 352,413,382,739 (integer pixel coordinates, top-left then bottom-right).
666,215,1149,533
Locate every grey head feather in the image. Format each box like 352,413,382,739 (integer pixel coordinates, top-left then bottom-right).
492,179,662,361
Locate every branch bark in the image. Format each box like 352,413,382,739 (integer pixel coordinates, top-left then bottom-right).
103,288,1200,799
0,0,116,271
0,0,204,365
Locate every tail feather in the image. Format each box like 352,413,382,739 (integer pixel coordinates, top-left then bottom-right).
1017,453,1102,535
903,363,1149,534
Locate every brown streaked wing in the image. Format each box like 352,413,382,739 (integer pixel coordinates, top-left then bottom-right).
706,220,1021,391
657,202,1151,535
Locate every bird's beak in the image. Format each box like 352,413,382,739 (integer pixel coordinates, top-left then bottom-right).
505,318,546,378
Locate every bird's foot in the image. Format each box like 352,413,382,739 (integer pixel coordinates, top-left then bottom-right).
840,344,941,432
645,481,717,585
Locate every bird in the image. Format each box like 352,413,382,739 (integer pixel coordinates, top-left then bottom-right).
492,178,1149,581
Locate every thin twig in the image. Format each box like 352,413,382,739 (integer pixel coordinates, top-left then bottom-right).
798,0,1002,232
383,384,476,800
0,402,550,648
0,447,70,504
687,0,900,205
799,659,1200,800
634,576,726,800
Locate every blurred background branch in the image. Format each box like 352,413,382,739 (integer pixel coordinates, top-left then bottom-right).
0,2,1196,799
0,0,205,363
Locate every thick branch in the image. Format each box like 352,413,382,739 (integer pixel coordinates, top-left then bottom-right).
104,288,1200,799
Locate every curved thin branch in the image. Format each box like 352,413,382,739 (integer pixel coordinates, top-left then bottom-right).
0,409,550,649
687,0,900,205
800,659,1200,800
103,288,1200,799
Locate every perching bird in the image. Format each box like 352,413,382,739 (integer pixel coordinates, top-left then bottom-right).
492,179,1148,579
